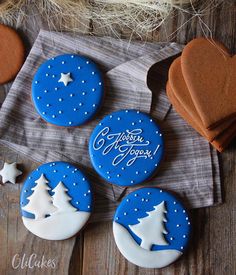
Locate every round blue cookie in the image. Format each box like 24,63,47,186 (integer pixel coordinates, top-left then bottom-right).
113,187,191,268
89,110,164,186
32,54,104,127
20,161,93,240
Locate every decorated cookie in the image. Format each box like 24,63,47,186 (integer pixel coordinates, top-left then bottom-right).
32,54,104,127
89,110,164,186
0,162,22,184
0,24,25,84
20,162,93,240
113,187,191,268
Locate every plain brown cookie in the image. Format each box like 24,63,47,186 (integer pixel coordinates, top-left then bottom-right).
181,37,236,129
0,24,25,84
166,82,236,152
168,56,236,142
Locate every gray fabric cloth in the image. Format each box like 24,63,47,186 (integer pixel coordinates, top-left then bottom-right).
0,30,221,222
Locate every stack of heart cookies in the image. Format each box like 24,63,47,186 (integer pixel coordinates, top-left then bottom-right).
167,37,236,152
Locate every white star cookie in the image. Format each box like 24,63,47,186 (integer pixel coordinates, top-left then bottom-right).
58,72,73,86
0,162,22,184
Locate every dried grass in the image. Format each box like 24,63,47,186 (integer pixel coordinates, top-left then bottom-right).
0,0,26,25
0,0,224,38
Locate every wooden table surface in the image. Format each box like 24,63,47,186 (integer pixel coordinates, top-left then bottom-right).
1,1,236,274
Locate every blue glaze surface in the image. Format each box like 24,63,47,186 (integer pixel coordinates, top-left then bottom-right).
113,187,191,252
89,110,164,186
32,54,104,127
20,161,93,219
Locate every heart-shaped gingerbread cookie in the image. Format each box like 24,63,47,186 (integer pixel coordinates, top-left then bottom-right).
169,56,236,142
181,38,236,129
166,82,236,152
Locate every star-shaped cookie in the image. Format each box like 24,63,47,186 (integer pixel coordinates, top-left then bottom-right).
0,162,22,184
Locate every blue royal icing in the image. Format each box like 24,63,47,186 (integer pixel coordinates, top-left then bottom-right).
89,110,164,186
20,161,93,219
32,54,104,127
113,187,191,252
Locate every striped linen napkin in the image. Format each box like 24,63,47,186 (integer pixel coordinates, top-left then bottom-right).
0,30,221,222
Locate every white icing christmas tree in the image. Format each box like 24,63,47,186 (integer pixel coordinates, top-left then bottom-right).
129,201,169,250
22,174,57,220
51,181,77,214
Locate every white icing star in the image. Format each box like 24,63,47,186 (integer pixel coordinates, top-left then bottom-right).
0,162,22,184
58,73,73,86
